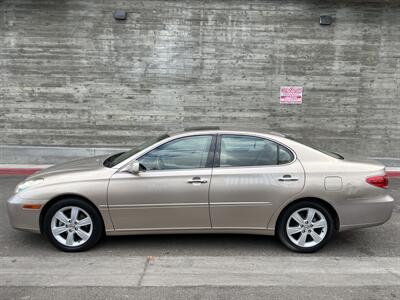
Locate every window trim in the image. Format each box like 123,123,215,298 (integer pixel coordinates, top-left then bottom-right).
214,134,296,168
134,134,217,172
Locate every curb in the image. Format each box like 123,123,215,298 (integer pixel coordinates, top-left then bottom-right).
0,168,43,175
0,165,399,177
387,171,400,178
0,165,53,176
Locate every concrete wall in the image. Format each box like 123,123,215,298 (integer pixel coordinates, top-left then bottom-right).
1,0,399,162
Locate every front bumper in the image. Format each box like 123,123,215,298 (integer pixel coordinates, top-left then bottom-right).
338,194,394,231
6,194,45,233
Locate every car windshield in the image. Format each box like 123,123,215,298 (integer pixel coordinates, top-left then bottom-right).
287,136,344,160
103,133,170,168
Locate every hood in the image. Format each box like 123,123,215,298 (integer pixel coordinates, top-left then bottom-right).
28,155,110,179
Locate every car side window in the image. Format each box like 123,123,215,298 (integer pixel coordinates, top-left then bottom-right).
219,135,293,167
278,145,294,164
138,135,213,171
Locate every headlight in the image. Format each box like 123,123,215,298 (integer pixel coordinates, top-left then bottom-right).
15,178,44,194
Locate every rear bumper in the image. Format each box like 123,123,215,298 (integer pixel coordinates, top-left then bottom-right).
338,194,394,231
6,194,44,233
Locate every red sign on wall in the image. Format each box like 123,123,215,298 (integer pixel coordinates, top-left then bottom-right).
280,86,303,104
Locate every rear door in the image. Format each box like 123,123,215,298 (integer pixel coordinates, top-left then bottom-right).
209,134,305,229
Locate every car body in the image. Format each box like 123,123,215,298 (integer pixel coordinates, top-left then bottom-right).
6,128,394,252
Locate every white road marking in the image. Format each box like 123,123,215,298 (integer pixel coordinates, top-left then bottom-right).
0,256,399,287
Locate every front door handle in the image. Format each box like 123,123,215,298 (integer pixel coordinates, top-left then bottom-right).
278,175,299,182
187,176,208,184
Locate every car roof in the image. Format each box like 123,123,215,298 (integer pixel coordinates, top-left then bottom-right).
168,127,287,138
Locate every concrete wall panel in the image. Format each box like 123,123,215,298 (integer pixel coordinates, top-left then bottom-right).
1,0,399,158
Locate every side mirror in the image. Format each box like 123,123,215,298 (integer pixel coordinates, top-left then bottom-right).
125,160,142,174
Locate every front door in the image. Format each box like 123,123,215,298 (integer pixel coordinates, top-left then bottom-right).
209,134,305,229
108,135,215,232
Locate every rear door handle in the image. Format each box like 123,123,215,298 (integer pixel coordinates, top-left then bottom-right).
278,175,299,182
187,176,208,184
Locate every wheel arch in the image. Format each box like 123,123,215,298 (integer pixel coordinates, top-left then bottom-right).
275,197,340,234
39,193,105,234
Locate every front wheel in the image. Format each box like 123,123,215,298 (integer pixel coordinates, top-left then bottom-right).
43,198,103,252
277,201,335,253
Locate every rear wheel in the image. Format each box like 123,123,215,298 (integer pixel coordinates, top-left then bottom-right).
43,198,103,252
277,201,334,253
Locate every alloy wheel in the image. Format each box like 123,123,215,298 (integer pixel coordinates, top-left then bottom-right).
50,206,93,247
286,207,328,248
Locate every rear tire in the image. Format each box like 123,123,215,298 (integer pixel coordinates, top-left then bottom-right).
43,198,103,252
277,201,334,253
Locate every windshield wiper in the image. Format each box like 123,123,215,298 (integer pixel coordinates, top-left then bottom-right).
103,152,125,167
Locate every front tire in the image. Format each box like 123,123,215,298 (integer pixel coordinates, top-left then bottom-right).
277,201,334,253
43,198,103,252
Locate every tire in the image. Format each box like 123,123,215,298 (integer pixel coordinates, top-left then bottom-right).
277,200,335,253
43,198,103,252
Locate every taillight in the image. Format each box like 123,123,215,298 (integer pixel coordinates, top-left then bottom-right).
366,175,389,189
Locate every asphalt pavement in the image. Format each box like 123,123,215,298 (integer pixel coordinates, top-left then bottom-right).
0,175,399,299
